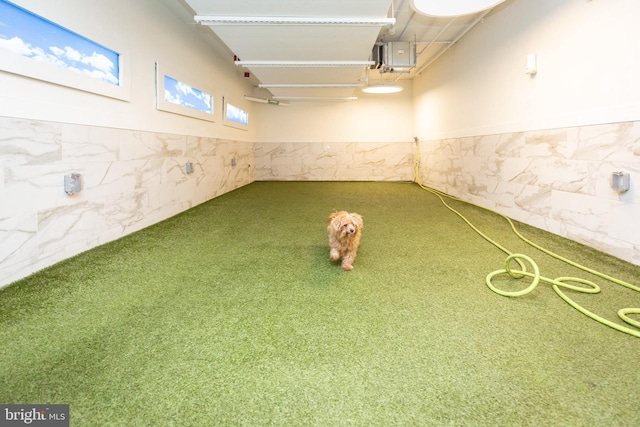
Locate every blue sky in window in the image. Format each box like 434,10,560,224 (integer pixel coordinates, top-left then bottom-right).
226,103,249,126
0,0,119,85
164,75,213,114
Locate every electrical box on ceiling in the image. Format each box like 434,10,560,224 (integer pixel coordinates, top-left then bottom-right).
383,41,416,73
371,42,416,73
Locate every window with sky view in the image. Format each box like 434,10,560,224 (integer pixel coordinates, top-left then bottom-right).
0,0,119,85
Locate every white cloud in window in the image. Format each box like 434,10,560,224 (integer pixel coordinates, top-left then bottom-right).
49,45,117,84
226,103,248,126
176,81,212,110
0,36,35,56
164,88,182,106
82,52,115,74
0,35,118,85
164,75,212,113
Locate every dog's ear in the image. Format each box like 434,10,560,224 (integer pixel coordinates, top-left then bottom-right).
351,213,363,229
331,215,343,231
327,212,337,224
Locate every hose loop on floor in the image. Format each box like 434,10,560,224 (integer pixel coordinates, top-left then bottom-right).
486,254,540,297
413,141,640,338
618,308,640,329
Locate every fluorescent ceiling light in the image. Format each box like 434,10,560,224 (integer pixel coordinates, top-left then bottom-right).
236,60,374,68
362,84,403,94
272,96,358,101
244,96,289,106
410,0,506,17
258,83,363,88
195,16,396,26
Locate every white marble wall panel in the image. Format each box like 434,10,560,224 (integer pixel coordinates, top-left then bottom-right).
255,142,414,181
419,120,640,266
0,116,254,288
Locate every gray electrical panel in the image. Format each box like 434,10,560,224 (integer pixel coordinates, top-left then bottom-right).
382,41,416,73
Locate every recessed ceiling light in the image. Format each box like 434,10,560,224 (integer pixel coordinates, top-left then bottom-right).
410,0,506,17
362,84,403,94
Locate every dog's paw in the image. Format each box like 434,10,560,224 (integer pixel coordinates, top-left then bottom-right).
330,249,340,261
341,263,353,271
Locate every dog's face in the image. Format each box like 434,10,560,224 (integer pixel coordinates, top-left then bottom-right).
328,211,363,238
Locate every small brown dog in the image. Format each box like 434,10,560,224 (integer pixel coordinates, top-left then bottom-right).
327,211,363,271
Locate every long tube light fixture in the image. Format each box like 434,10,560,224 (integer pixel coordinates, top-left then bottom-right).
272,96,358,101
235,60,374,68
244,95,289,106
362,84,403,94
195,16,396,26
258,83,363,88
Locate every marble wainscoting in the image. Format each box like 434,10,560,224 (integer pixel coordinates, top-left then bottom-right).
0,116,254,288
419,120,640,266
255,142,415,181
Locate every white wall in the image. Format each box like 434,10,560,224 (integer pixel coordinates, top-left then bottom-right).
251,80,415,180
414,0,640,140
252,80,414,144
414,0,640,265
0,0,255,141
0,0,256,287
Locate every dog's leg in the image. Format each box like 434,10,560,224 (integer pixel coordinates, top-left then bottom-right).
341,254,354,271
330,248,340,261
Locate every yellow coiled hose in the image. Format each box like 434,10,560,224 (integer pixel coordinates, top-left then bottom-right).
413,142,640,338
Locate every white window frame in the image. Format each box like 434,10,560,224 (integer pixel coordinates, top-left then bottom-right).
155,62,215,122
0,1,130,101
222,96,249,130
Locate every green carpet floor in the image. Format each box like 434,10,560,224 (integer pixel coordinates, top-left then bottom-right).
1,182,639,426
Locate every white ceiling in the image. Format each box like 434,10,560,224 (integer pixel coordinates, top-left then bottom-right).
170,0,512,101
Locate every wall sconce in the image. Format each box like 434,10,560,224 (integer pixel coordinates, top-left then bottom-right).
611,171,630,193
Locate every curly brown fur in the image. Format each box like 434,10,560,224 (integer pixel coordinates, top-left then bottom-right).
327,211,363,271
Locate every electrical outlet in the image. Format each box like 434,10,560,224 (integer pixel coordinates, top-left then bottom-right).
185,162,194,174
231,158,237,167
64,173,82,195
611,171,630,193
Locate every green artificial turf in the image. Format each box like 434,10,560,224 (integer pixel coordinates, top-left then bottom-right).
1,181,639,426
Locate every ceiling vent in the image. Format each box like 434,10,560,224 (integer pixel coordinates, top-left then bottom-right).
370,42,416,73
